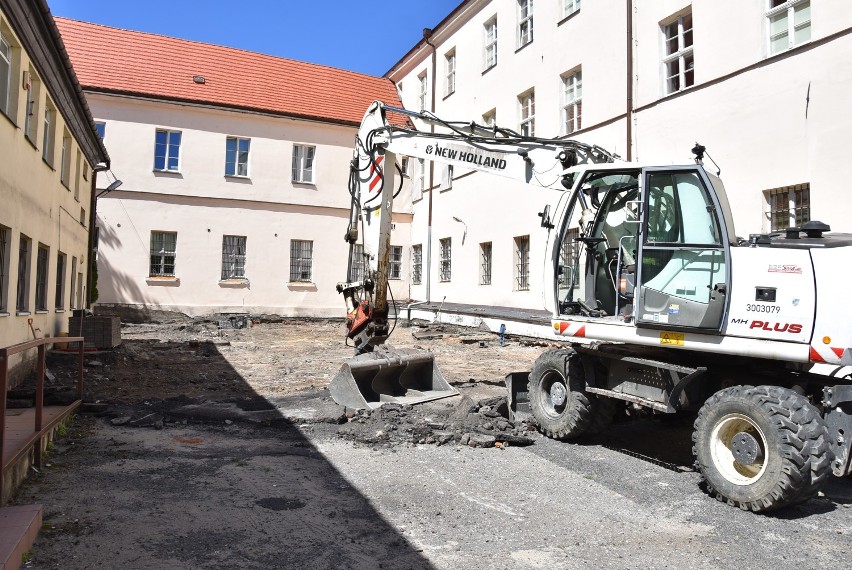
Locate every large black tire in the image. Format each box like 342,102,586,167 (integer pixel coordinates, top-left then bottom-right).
528,349,596,440
693,385,832,512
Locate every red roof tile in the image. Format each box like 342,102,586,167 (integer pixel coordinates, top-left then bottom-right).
54,18,403,127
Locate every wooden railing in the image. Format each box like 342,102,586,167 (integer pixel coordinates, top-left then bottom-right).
0,337,84,504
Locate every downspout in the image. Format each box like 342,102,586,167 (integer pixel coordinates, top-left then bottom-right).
88,163,110,308
626,0,634,161
423,27,437,304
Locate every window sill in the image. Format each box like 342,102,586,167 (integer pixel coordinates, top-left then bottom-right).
557,9,580,27
286,282,317,292
35,309,49,314
442,91,455,101
225,174,251,181
292,180,316,186
219,278,250,288
0,108,18,129
42,157,55,170
55,309,65,313
61,181,70,191
16,311,31,316
515,40,533,55
153,169,183,176
25,134,37,151
0,312,9,317
481,64,496,76
146,276,180,286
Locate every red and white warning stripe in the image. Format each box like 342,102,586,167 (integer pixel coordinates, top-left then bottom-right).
809,344,852,365
552,321,586,338
367,155,385,193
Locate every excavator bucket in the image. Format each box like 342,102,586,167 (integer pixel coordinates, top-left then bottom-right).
329,347,457,410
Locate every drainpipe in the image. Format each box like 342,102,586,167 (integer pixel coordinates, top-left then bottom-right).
88,163,109,309
626,0,634,161
423,27,437,304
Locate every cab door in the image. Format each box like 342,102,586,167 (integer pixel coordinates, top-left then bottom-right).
635,167,731,332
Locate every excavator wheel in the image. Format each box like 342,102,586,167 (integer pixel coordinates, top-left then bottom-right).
692,385,832,512
528,349,597,440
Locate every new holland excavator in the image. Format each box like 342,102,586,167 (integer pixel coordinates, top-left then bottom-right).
331,101,852,512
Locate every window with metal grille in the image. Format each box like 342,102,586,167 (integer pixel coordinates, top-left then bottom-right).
439,238,452,282
483,17,497,70
562,0,580,18
16,235,30,312
150,231,177,277
225,136,250,177
412,244,422,285
289,240,313,282
767,183,810,231
514,235,530,291
445,50,456,97
0,226,8,312
349,244,366,282
518,0,534,47
389,246,403,280
292,144,315,183
768,0,810,55
221,235,247,279
519,90,535,136
154,129,182,171
561,70,582,135
55,252,65,309
662,12,694,95
35,244,48,311
480,242,492,285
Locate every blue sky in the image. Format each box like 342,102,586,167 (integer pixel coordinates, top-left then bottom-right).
48,0,462,77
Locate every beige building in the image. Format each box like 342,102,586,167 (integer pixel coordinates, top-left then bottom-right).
56,19,410,318
389,0,852,311
0,0,108,371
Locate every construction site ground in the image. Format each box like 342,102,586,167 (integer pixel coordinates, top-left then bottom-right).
12,318,852,569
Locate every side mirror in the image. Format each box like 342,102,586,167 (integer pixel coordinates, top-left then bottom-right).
538,205,554,229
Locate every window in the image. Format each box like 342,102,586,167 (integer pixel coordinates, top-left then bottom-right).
400,156,410,177
439,238,452,282
80,206,86,226
482,109,496,128
519,90,535,136
480,242,492,285
0,31,12,117
292,144,315,183
767,183,810,231
43,100,59,166
412,244,422,285
16,234,30,313
150,231,177,277
562,0,580,18
0,226,8,312
76,271,83,309
73,149,82,199
662,12,694,94
220,235,247,280
418,71,428,111
154,129,181,171
225,136,250,177
83,162,89,182
55,252,65,310
518,0,534,47
289,240,313,282
514,235,530,291
441,165,453,190
35,244,48,311
94,121,105,140
483,17,497,70
561,69,582,134
413,158,425,199
389,246,403,280
69,256,76,309
24,70,39,142
60,130,72,186
445,50,456,97
768,0,810,55
349,243,366,282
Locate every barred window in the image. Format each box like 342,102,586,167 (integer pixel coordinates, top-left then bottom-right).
439,238,452,282
412,244,422,285
55,252,66,309
349,243,366,282
35,244,48,311
0,226,8,312
480,242,492,285
221,235,247,279
16,235,30,312
290,240,313,282
389,245,403,280
514,235,530,291
767,183,810,231
150,231,177,277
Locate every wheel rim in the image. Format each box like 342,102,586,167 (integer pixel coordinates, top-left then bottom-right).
539,370,568,419
709,413,769,485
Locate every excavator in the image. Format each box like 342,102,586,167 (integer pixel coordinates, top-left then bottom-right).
331,101,852,512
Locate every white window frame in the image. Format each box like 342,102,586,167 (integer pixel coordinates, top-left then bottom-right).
292,144,316,183
518,0,534,48
150,231,177,277
441,164,453,191
418,71,428,111
562,0,581,19
519,90,535,137
662,12,694,95
439,238,452,282
483,17,497,71
42,98,56,165
24,71,39,142
154,128,182,172
412,244,423,285
514,235,530,291
400,156,410,177
444,49,456,97
413,157,425,200
289,240,313,283
389,245,403,280
767,0,811,55
225,136,250,177
765,183,810,232
480,242,492,286
60,130,72,187
221,235,247,280
0,31,11,117
561,69,582,135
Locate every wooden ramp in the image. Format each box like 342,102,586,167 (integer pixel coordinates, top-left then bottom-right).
0,505,42,570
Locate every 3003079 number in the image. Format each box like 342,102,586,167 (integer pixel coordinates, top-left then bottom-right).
746,304,780,313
